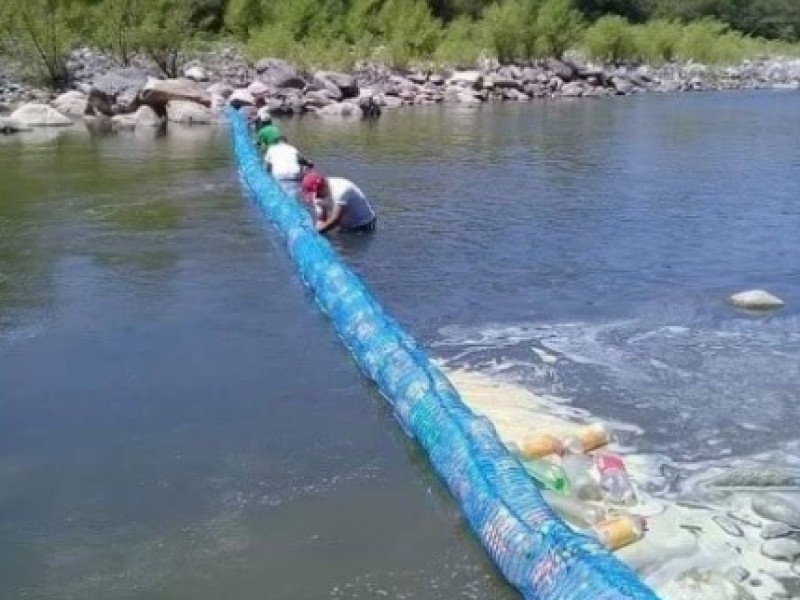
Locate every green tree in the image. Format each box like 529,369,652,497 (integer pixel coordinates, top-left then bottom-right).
435,16,484,65
377,0,442,67
224,0,264,41
0,0,77,85
536,0,584,57
90,0,145,65
482,0,539,61
583,14,637,62
134,0,196,77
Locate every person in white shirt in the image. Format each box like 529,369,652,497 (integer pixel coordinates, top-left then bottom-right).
263,131,313,198
301,170,377,234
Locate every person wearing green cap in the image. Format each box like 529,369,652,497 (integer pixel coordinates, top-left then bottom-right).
256,124,282,149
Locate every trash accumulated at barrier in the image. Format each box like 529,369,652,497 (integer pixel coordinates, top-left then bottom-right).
227,107,660,600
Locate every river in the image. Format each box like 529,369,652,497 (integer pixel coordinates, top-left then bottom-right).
1,90,799,599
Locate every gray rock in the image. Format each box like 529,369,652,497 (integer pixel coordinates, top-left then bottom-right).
560,82,585,97
52,91,88,117
729,289,785,310
428,73,445,85
304,90,337,108
255,58,306,89
611,75,635,94
247,81,270,97
752,495,800,528
140,78,211,110
0,117,32,134
488,75,523,91
89,67,148,116
166,100,216,124
407,72,427,84
206,82,233,98
184,66,208,82
501,88,529,102
547,58,578,82
524,83,549,98
228,88,255,107
314,101,361,119
761,538,800,561
498,65,523,80
311,75,343,101
380,95,403,109
9,103,72,127
761,522,793,539
316,71,358,98
447,70,483,88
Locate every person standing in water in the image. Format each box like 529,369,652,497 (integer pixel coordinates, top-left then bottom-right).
261,128,314,199
300,170,377,234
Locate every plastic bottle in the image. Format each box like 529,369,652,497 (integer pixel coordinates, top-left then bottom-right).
513,434,564,459
560,452,603,501
595,452,637,505
592,515,647,550
522,458,570,495
562,423,611,454
541,490,607,527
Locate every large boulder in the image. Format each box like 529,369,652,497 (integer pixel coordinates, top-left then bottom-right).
111,105,163,131
611,75,636,95
89,67,148,116
139,77,211,113
247,81,270,98
559,81,585,97
314,71,358,99
310,75,343,101
447,70,483,89
303,90,337,109
729,289,785,310
166,100,216,124
206,82,233,98
314,101,361,119
546,58,578,82
9,103,72,127
52,91,88,117
228,88,255,107
0,117,32,134
184,66,208,82
254,58,307,89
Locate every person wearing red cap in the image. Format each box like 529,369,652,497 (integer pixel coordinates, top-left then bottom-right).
301,171,377,234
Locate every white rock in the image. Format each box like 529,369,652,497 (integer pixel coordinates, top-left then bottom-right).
729,289,785,310
139,77,211,107
166,100,216,124
133,105,162,127
228,88,255,106
456,91,482,105
248,81,269,97
314,101,360,119
380,95,403,109
0,117,32,133
206,82,233,98
52,91,88,117
9,103,72,127
184,66,208,82
447,70,483,88
761,522,793,539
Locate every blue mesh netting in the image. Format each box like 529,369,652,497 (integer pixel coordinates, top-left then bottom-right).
227,108,660,600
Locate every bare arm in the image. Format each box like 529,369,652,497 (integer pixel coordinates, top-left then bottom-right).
316,203,344,233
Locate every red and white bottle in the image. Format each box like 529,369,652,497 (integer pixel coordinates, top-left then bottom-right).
595,452,637,505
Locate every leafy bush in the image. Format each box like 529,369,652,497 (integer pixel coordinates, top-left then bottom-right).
435,16,485,66
583,15,637,63
482,0,539,62
536,0,584,59
223,0,263,42
634,18,681,64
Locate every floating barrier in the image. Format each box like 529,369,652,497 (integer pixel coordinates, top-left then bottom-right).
227,108,659,600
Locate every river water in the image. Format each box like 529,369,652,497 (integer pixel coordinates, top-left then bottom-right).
1,91,799,599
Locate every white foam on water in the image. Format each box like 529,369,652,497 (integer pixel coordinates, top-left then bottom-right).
437,317,800,599
445,367,799,599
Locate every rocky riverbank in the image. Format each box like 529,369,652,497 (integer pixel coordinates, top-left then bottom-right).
2,46,800,134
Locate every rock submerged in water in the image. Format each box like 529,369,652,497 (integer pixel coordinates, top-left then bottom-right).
752,494,800,528
761,522,793,539
729,289,785,310
9,103,72,127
